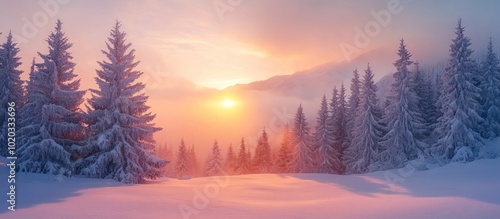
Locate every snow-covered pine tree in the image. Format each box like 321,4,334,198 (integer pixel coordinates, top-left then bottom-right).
434,20,483,162
253,129,273,173
17,59,40,161
275,124,293,173
349,64,384,173
291,104,315,173
344,70,362,173
74,21,165,183
347,69,361,133
175,139,190,179
480,38,500,139
328,87,339,168
224,144,237,174
234,138,252,174
334,84,348,174
382,40,426,169
204,140,224,176
188,145,200,177
0,32,25,157
316,95,340,173
413,62,439,143
18,20,85,176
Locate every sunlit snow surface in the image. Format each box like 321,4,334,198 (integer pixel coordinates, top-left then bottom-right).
1,141,499,219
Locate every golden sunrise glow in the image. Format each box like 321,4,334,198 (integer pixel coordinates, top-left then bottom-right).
221,98,236,108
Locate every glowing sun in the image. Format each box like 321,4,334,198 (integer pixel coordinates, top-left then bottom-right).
221,98,236,108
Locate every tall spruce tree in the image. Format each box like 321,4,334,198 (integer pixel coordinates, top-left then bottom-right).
344,70,362,172
435,20,483,162
316,95,340,173
74,22,165,183
413,62,439,143
333,83,348,174
382,40,426,169
291,104,315,173
480,38,500,139
18,20,85,176
349,64,384,173
0,32,25,156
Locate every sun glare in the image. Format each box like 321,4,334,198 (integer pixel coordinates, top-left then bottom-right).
221,98,236,108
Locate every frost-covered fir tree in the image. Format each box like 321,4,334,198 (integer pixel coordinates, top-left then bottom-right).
275,124,293,173
291,105,315,173
74,22,165,183
333,84,348,174
253,129,273,173
382,40,426,169
224,144,237,174
175,140,190,179
0,32,25,156
234,138,252,174
344,69,362,171
315,95,340,173
204,140,224,176
347,69,361,128
413,62,439,142
435,20,483,162
349,64,384,173
17,59,39,160
18,20,85,176
480,38,500,139
188,145,200,177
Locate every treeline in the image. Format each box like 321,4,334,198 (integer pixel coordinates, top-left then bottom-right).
155,130,280,178
157,19,500,179
0,20,165,183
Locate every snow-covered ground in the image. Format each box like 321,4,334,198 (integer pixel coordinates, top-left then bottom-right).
1,155,500,219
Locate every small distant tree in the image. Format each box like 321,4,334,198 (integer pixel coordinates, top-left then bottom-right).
204,140,224,176
275,125,294,173
175,139,190,179
188,145,200,177
234,138,252,174
253,129,273,173
224,144,237,174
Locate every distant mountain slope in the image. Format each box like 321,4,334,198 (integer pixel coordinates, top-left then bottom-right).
226,48,397,99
